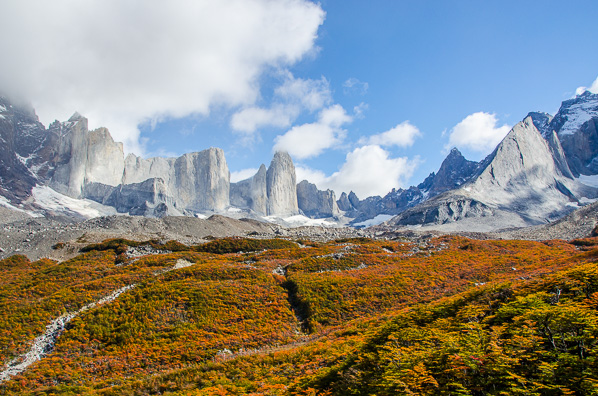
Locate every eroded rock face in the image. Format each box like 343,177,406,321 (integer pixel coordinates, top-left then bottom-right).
49,114,90,198
85,128,125,187
103,178,179,217
548,91,598,176
0,96,39,201
266,152,299,216
297,180,339,218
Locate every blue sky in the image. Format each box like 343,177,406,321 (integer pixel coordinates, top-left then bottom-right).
2,0,598,198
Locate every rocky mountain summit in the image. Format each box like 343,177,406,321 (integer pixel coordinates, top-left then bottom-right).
0,96,317,219
1,90,598,232
339,147,481,223
386,92,598,231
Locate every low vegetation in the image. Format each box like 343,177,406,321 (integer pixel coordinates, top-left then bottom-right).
0,235,596,394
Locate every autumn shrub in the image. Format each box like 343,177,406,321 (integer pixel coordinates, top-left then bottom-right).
193,237,298,254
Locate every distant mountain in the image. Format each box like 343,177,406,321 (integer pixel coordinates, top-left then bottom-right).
0,96,303,218
1,90,597,230
340,147,481,224
386,92,598,231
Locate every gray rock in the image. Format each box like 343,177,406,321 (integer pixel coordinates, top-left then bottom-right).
103,178,180,217
296,180,339,218
548,91,598,176
84,127,125,187
387,115,598,231
49,113,89,198
173,148,230,211
266,152,299,216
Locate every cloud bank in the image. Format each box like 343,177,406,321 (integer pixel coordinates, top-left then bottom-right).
0,0,325,153
446,112,511,154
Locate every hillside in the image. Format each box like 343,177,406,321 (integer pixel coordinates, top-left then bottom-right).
1,234,597,394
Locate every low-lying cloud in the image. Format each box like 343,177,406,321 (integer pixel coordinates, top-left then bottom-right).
0,0,325,153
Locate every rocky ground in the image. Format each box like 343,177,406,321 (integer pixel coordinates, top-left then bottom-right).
1,201,596,262
0,211,370,261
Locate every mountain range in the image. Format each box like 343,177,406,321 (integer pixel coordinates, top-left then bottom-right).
1,90,597,231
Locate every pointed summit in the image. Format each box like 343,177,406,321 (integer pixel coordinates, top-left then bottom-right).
423,147,479,195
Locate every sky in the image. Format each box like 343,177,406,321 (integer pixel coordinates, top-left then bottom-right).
1,0,598,199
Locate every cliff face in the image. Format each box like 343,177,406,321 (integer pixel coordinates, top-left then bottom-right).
266,152,299,216
548,91,598,176
230,153,301,217
296,180,339,218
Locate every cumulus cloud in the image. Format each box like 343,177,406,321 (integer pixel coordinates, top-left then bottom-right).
295,166,328,186
230,105,297,136
230,168,259,183
230,74,331,135
273,104,352,159
446,112,511,153
297,145,419,198
575,76,598,96
275,74,332,112
367,121,421,147
0,0,325,153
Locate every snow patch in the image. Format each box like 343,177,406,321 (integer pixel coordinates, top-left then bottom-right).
32,186,117,219
264,214,337,227
353,214,394,228
577,174,598,188
559,97,598,136
0,196,40,217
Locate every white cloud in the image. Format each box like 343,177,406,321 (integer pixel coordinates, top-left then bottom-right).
295,166,328,186
230,168,259,183
353,102,368,119
575,76,598,96
297,145,419,198
367,121,421,148
273,104,351,159
343,77,369,95
275,74,332,112
446,112,511,153
230,74,332,135
230,105,297,135
0,0,325,153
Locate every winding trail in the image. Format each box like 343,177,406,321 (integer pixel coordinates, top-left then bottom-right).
0,285,135,383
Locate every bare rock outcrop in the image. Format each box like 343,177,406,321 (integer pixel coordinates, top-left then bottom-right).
230,164,268,214
548,91,598,176
296,180,339,218
266,152,299,216
231,153,299,217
